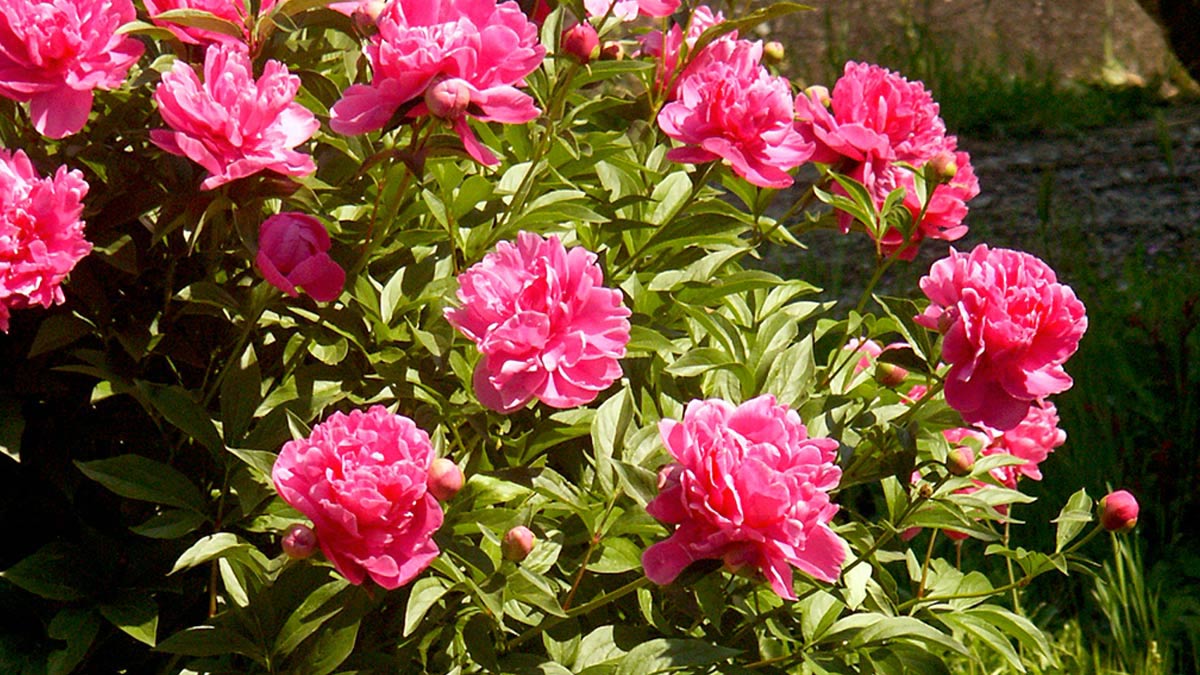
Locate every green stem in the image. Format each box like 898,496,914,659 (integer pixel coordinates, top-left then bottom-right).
562,489,624,610
916,529,939,599
507,575,651,650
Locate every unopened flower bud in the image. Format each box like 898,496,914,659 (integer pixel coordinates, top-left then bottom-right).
427,457,464,501
917,483,934,499
763,41,785,65
946,446,975,477
502,526,536,561
1099,490,1139,532
351,0,386,36
425,78,471,120
282,523,318,560
805,85,831,108
561,23,600,64
600,40,624,61
929,151,958,182
874,361,909,387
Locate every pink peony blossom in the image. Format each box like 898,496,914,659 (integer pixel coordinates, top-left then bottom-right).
152,44,318,190
272,406,443,589
642,395,847,599
635,0,681,17
329,0,545,166
916,245,1087,430
144,0,277,46
794,61,948,166
658,39,813,188
445,232,631,413
255,212,345,302
0,149,91,332
981,399,1065,488
639,5,728,96
0,0,144,138
585,0,639,21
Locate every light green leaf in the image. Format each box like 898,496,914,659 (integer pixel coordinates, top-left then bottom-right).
76,454,208,514
614,638,739,675
1052,488,1093,553
99,595,159,646
404,577,451,637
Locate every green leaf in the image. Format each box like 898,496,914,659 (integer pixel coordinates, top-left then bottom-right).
136,381,224,453
849,616,969,655
689,2,812,55
99,595,159,647
614,638,739,675
1,543,90,600
0,389,24,462
273,579,352,658
156,624,258,658
149,8,244,38
28,313,93,358
169,533,267,576
591,386,632,493
648,172,694,226
967,605,1056,666
46,609,101,675
75,454,208,514
1052,488,1093,553
507,566,567,617
131,508,206,539
665,348,735,378
220,345,261,445
404,576,451,637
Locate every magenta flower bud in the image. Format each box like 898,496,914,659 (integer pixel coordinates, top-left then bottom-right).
282,523,318,560
929,151,958,181
946,446,975,477
1099,490,1139,532
502,526,536,562
561,23,600,64
763,41,785,64
427,457,464,502
425,78,471,120
874,361,909,387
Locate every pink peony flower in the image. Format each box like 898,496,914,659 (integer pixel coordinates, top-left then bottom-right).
0,0,144,138
657,39,813,188
144,0,278,46
634,0,681,17
976,398,1065,489
916,245,1087,430
1099,490,1138,532
152,44,318,190
255,212,345,302
271,406,443,589
329,0,546,166
639,5,728,96
585,0,639,21
642,395,847,599
0,149,91,332
794,61,948,166
444,232,631,413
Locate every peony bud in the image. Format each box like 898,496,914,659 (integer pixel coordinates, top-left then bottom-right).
874,361,909,387
805,85,831,108
427,457,464,501
502,525,536,562
946,446,975,477
425,78,471,120
600,40,624,61
929,151,958,182
561,23,600,64
282,523,318,560
1099,490,1139,532
763,41,785,65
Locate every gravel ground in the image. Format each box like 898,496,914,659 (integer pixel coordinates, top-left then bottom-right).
761,103,1200,300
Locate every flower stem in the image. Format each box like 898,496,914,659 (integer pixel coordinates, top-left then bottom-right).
507,575,651,649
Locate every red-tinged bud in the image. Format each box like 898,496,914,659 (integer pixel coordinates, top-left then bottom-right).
874,361,909,387
427,457,464,501
763,41,785,65
946,446,975,477
561,23,600,64
929,151,958,182
425,78,471,120
502,526,536,561
805,85,831,107
282,523,318,560
1100,490,1139,532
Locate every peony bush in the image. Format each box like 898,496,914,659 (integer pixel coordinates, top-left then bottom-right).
0,0,1139,673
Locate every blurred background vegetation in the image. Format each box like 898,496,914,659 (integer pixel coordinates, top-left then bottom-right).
757,0,1200,671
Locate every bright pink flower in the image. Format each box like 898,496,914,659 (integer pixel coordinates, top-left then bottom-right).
0,149,91,332
845,337,883,373
794,61,948,165
585,0,639,21
635,0,681,17
1100,490,1138,532
445,232,631,413
639,5,727,95
272,406,443,589
144,0,277,46
329,0,545,165
0,0,143,138
916,245,1087,430
643,395,847,599
152,44,318,190
255,213,345,302
658,39,813,188
981,399,1065,488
